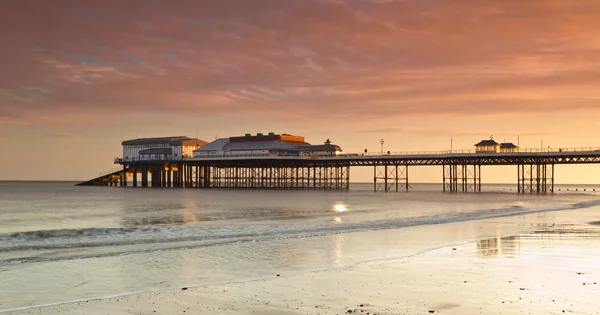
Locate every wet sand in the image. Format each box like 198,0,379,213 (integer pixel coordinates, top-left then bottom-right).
9,209,600,315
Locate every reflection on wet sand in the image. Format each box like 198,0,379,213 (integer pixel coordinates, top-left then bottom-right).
181,200,200,224
478,223,600,258
477,236,521,258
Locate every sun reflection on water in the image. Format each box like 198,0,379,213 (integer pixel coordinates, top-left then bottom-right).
333,203,348,212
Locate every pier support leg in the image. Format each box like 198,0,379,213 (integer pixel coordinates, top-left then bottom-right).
346,165,350,190
517,164,553,194
384,164,388,191
181,165,185,188
132,166,138,187
167,165,172,188
184,165,188,188
552,164,555,193
373,165,377,192
405,166,409,191
204,166,210,188
443,164,479,193
374,164,407,192
122,166,127,187
157,168,162,187
141,165,148,187
443,165,446,192
478,165,482,192
443,164,455,192
179,164,184,188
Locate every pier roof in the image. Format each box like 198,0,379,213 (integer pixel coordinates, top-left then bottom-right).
500,143,518,149
299,144,342,152
194,138,311,152
122,136,206,147
474,139,499,146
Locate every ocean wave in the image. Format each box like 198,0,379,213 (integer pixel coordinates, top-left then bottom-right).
1,199,599,264
572,199,600,209
0,226,174,241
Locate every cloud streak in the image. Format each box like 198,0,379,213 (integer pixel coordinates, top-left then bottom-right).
50,133,82,140
1,0,600,126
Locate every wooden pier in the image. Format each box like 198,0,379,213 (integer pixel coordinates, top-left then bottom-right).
81,148,600,194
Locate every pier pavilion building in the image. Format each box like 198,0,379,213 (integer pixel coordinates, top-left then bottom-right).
122,136,208,162
475,137,518,153
499,142,519,153
474,138,500,153
193,133,342,158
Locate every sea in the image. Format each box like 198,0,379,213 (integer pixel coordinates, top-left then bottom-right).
1,181,600,312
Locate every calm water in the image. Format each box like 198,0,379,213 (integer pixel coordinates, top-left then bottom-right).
1,181,599,312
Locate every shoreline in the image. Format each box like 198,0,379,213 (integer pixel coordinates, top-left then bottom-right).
6,206,600,315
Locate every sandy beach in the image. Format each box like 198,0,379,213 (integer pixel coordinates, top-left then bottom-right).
9,206,600,315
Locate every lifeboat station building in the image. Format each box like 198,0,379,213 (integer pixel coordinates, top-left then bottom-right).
474,138,519,153
193,133,342,158
121,136,208,161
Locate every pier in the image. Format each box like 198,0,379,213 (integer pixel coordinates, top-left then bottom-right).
78,134,600,193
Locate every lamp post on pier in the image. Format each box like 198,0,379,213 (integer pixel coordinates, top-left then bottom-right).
380,139,384,155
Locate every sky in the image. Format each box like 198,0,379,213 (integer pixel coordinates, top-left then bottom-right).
1,0,599,183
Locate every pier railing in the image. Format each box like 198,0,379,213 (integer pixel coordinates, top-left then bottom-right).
345,147,600,157
113,146,600,163
515,147,600,153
